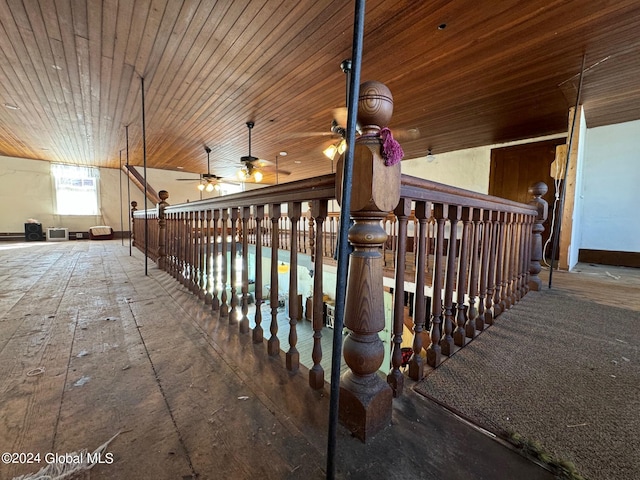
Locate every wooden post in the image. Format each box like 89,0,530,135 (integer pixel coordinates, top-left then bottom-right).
309,200,327,389
239,206,251,334
408,201,429,380
219,208,229,318
157,190,168,270
229,208,239,323
441,205,461,356
336,81,399,442
253,205,265,344
268,203,281,356
130,201,137,246
205,209,213,305
426,204,445,368
454,207,471,347
387,198,410,394
286,202,301,372
528,182,548,291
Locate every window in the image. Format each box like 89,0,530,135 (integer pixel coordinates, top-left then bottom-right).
51,164,100,215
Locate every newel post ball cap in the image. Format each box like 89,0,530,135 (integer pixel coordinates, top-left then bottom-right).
159,190,169,201
358,80,393,130
131,201,138,207
529,182,548,196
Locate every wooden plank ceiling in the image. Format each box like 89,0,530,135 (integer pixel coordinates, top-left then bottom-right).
1,0,639,185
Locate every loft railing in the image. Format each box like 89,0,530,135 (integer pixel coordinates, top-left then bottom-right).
130,81,548,442
131,173,546,430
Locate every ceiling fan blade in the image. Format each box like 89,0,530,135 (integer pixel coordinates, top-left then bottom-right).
283,131,337,139
333,107,348,128
393,127,421,141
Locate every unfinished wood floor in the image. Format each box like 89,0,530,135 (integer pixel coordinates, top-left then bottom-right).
0,241,328,479
0,240,560,480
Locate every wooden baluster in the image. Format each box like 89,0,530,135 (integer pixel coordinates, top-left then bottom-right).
182,211,190,287
426,204,445,367
388,198,410,394
492,211,505,318
211,209,220,311
308,212,315,263
523,212,534,294
219,208,229,318
253,205,265,343
500,212,515,312
309,200,326,389
503,212,514,310
299,216,305,253
190,211,198,292
190,211,199,293
182,212,189,284
441,205,460,356
189,211,196,290
484,211,498,325
157,190,168,270
476,210,491,331
454,207,472,347
165,210,172,274
181,212,189,286
200,210,209,300
528,182,548,291
197,210,206,299
268,204,281,356
286,202,301,372
204,210,213,305
173,211,181,280
509,212,518,306
409,201,429,380
513,212,524,302
229,208,239,323
466,208,481,338
239,206,250,334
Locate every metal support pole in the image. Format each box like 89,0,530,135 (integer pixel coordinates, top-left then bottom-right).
141,76,148,276
327,1,365,478
119,149,124,246
126,125,132,256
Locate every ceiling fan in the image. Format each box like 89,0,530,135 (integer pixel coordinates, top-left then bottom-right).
322,60,421,161
177,145,235,192
237,121,290,183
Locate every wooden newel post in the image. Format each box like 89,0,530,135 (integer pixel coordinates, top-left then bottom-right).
528,182,548,291
130,201,138,246
336,81,400,442
157,190,169,270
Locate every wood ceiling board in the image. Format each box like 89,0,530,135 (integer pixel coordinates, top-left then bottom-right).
1,0,639,178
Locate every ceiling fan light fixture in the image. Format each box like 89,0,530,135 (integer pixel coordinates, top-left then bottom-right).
323,144,338,160
197,183,206,191
337,139,347,155
205,182,215,192
254,170,263,183
426,149,436,162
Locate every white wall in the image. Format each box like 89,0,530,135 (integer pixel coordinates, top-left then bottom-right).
402,147,492,193
580,119,640,253
0,156,146,233
568,108,587,269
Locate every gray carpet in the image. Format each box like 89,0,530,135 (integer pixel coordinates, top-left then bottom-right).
414,288,640,480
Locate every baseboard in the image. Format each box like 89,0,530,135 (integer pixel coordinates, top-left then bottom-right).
578,249,640,268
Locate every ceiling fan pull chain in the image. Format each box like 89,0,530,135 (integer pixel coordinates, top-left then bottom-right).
380,127,404,166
